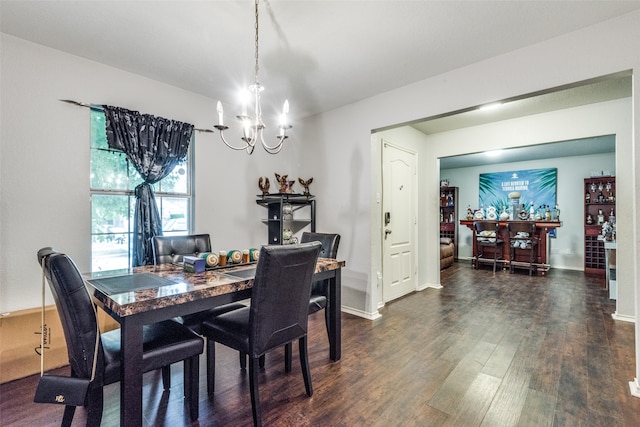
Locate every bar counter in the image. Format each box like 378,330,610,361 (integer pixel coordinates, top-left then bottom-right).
460,219,562,275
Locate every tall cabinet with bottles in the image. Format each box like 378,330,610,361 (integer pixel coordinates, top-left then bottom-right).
440,186,458,260
583,177,615,275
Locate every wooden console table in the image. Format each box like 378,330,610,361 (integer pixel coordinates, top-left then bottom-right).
460,220,562,275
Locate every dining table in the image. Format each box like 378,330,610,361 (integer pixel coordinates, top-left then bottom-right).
84,257,345,427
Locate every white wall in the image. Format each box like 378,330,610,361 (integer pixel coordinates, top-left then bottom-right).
298,11,639,321
443,151,616,269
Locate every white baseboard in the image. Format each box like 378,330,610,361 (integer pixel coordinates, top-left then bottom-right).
630,378,640,398
418,282,443,291
612,312,635,323
341,306,382,320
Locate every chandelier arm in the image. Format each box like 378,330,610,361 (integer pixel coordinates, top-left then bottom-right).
216,127,251,151
259,133,288,152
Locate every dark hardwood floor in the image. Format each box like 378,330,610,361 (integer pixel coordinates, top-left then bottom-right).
2,261,640,426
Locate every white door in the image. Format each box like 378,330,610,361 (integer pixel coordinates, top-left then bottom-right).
382,141,417,302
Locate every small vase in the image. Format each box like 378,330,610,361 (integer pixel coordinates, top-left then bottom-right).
499,207,510,221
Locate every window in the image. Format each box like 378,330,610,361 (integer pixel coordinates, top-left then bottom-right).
90,109,193,271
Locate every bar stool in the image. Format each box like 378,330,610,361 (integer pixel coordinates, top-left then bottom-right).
473,221,504,273
507,221,538,275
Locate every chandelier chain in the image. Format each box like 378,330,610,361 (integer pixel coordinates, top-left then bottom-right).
254,0,260,83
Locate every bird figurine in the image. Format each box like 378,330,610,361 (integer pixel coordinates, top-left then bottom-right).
298,177,313,196
275,173,294,193
258,176,270,196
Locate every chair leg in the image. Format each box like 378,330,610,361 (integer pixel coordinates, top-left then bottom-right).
239,351,247,370
509,247,514,274
324,301,331,345
529,246,535,276
184,355,200,421
284,343,292,373
84,385,103,427
249,357,262,427
207,339,216,396
61,405,76,427
298,336,313,397
492,246,497,273
161,366,171,390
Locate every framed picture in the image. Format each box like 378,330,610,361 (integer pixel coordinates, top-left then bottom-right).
479,168,557,212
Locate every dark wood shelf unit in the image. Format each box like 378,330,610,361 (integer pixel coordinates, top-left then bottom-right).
440,186,458,259
584,177,615,275
256,194,316,245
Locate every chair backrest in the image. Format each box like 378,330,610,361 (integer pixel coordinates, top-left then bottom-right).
300,232,340,259
36,248,104,383
507,221,536,236
249,242,322,357
473,221,501,243
151,234,211,264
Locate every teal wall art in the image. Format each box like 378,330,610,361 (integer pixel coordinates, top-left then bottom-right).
479,168,557,212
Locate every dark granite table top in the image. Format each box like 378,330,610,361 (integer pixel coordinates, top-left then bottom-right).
84,258,345,317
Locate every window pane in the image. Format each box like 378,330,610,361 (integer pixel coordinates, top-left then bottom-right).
90,149,130,190
159,197,189,234
92,234,130,271
91,194,131,234
157,160,188,193
91,194,133,271
90,110,108,149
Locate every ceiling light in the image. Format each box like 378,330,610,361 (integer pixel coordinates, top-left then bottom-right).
485,150,503,157
479,102,503,111
214,0,291,155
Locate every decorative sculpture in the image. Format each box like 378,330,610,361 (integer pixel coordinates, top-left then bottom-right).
275,173,295,193
258,176,270,196
298,177,313,196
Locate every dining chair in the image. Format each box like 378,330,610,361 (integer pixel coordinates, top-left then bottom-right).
36,248,204,425
473,221,504,273
151,233,247,374
506,221,539,275
151,233,212,264
282,231,341,371
201,242,322,427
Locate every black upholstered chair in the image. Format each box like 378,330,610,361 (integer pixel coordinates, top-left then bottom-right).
151,233,212,265
282,232,341,370
473,221,504,273
150,233,246,373
151,233,246,332
507,221,539,276
36,248,204,425
201,242,322,427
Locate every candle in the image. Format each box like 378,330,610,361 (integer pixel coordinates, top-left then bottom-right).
216,101,224,126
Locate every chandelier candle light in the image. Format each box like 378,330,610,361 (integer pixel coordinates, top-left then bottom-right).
215,0,292,155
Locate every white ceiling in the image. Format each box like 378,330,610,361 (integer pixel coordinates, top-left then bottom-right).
427,75,630,169
2,0,640,122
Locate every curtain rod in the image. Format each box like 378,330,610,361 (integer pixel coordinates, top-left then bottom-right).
59,99,214,133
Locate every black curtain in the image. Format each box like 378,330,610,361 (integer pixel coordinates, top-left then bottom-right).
103,105,193,266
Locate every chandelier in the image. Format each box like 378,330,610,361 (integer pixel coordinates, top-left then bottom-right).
214,0,291,155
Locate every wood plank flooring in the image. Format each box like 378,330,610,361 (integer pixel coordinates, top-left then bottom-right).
2,261,640,426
